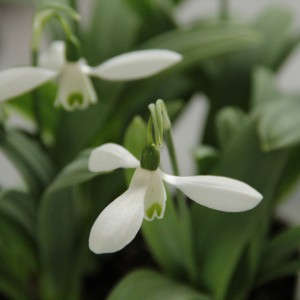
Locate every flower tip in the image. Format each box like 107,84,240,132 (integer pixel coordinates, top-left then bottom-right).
168,50,183,63
229,184,263,212
88,236,105,254
89,49,183,81
250,189,263,208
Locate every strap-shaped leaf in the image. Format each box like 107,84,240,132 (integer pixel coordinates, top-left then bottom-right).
145,22,261,69
107,269,210,300
252,7,294,68
0,266,29,300
215,106,247,149
44,149,96,196
0,190,37,299
192,116,289,300
38,188,82,300
257,258,300,286
258,97,300,151
193,145,219,174
0,130,55,195
0,189,36,241
251,67,280,108
0,205,37,291
257,226,300,285
84,0,140,65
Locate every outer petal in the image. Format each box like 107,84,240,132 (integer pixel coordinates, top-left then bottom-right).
39,41,65,71
144,170,167,221
89,143,140,173
55,62,97,111
88,49,182,81
0,67,57,102
161,172,263,212
89,168,150,254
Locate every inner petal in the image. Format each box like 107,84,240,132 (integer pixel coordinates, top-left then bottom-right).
144,170,166,221
56,62,97,111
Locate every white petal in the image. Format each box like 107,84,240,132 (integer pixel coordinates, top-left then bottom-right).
144,170,166,221
0,67,57,102
55,62,97,111
89,168,150,254
161,172,263,212
89,143,140,173
88,49,182,81
39,41,65,71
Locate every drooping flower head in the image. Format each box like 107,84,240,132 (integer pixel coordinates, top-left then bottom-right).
0,40,182,111
88,100,263,254
88,142,263,254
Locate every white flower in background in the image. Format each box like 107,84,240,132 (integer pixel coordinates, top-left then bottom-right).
0,41,182,111
88,143,263,254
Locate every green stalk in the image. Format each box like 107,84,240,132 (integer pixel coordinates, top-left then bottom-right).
69,0,80,38
164,129,197,284
219,0,229,20
31,49,43,142
148,103,161,146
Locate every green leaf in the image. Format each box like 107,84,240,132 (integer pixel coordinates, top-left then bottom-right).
0,192,37,290
123,116,147,160
276,145,300,201
83,0,140,65
258,226,300,285
123,116,147,183
45,149,97,195
251,67,279,108
193,145,219,174
200,7,296,147
38,188,81,300
0,130,55,195
192,116,289,300
0,189,36,241
124,0,176,41
252,6,294,68
258,97,300,151
215,106,247,149
0,267,29,300
144,22,261,69
107,269,210,300
192,205,256,300
257,258,300,286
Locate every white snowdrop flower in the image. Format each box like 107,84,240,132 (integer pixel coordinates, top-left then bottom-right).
88,143,263,254
0,41,182,111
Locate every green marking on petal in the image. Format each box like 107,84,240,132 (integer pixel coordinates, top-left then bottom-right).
67,92,84,107
146,203,162,220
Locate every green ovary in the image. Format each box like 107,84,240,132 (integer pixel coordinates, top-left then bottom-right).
146,203,162,219
67,92,84,106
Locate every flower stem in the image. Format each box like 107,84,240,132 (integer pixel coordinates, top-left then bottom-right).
164,129,197,284
69,0,80,38
219,0,229,20
31,49,43,141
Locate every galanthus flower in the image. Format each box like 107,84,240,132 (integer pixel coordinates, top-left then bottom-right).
0,41,182,111
88,143,263,254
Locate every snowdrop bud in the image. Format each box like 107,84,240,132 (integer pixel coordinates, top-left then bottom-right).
140,144,160,171
66,36,81,62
